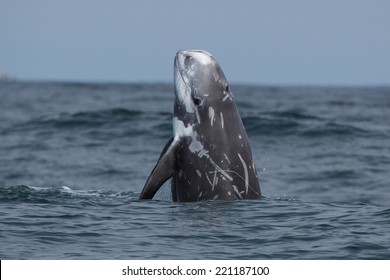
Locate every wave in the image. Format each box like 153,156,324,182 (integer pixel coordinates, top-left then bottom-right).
10,108,168,129
300,121,372,138
4,105,377,140
49,108,146,127
4,108,172,140
243,109,372,138
242,109,321,136
0,185,138,204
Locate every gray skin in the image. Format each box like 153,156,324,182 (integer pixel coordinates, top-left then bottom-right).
140,50,261,202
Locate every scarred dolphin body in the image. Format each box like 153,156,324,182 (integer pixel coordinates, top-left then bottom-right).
140,50,261,202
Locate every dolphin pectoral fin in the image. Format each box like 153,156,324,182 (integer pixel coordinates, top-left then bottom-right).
140,137,179,199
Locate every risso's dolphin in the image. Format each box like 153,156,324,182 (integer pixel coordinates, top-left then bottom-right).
140,50,261,202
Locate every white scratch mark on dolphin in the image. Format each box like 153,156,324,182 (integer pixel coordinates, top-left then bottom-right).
211,169,218,191
205,173,213,187
223,153,231,164
197,148,209,158
195,109,201,125
220,112,224,129
209,107,215,126
222,90,233,102
209,158,233,181
238,153,249,194
223,169,260,196
196,170,202,177
233,185,243,199
222,94,230,102
213,71,219,82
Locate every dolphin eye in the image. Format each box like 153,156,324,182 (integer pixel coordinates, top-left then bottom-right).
225,85,230,92
193,96,203,107
192,88,204,107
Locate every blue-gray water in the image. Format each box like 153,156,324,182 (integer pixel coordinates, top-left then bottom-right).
0,81,389,259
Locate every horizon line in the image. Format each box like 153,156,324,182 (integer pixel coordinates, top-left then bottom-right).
2,77,390,89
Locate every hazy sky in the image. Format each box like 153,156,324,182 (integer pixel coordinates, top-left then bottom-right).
1,0,389,85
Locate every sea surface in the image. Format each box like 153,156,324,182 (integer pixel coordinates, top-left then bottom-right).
0,81,389,259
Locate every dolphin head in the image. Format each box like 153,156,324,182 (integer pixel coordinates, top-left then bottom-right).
173,50,232,126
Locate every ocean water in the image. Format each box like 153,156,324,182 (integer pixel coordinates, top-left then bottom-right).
0,81,389,259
